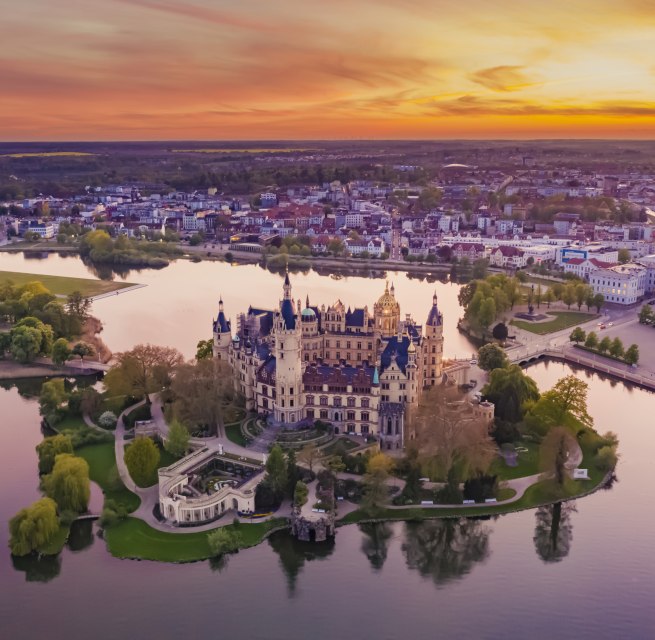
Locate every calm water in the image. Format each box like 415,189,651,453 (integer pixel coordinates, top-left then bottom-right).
1,255,654,640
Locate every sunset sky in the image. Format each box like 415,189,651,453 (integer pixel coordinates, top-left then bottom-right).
3,0,655,140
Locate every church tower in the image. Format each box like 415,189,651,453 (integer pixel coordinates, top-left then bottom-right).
423,292,444,387
212,297,231,361
273,272,303,425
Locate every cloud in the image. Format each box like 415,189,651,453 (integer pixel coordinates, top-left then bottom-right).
469,66,536,92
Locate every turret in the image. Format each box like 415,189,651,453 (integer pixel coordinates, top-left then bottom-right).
212,296,232,360
423,291,444,387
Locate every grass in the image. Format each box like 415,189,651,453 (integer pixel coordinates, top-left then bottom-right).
319,438,359,457
105,517,288,562
76,443,140,513
57,413,92,436
1,152,94,158
39,524,70,555
511,311,598,335
0,270,134,297
225,422,249,447
490,440,541,480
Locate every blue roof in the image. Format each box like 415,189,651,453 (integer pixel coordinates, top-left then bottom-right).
280,299,296,330
346,308,366,327
380,335,419,374
427,303,442,327
215,310,229,333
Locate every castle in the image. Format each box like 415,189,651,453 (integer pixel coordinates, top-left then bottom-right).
213,274,473,450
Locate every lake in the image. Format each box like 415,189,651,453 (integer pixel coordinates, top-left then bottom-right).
1,254,654,640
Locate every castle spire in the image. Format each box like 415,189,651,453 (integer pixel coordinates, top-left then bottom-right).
283,268,291,300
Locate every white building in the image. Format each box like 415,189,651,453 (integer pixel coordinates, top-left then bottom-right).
589,263,647,304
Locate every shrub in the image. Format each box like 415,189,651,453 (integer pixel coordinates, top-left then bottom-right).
207,527,242,557
98,411,118,429
463,474,499,502
294,480,309,507
595,445,619,472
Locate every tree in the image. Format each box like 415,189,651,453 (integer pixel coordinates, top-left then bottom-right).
294,480,309,507
584,331,598,349
540,426,575,486
207,527,242,557
543,289,555,308
625,344,639,365
492,322,508,343
66,291,92,322
482,365,540,423
540,375,593,429
10,325,43,363
535,284,543,308
569,327,586,344
170,358,235,434
43,453,90,512
477,297,496,336
477,343,509,372
71,342,94,366
98,411,118,428
51,338,71,366
561,285,575,309
298,442,320,473
165,418,190,458
327,238,344,255
533,502,575,563
617,248,631,264
362,453,394,514
639,305,653,324
9,498,60,557
13,316,53,355
38,379,69,425
598,336,611,353
105,343,183,405
124,436,160,487
265,444,288,498
592,293,604,313
606,337,623,359
195,338,213,360
36,434,73,475
471,258,488,280
409,385,496,480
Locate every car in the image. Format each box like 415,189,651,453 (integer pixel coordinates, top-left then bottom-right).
470,359,478,365
599,324,606,329
649,300,655,306
608,322,614,327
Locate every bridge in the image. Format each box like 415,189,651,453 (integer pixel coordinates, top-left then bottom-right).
508,345,655,393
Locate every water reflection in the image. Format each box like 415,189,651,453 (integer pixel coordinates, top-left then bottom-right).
359,522,393,571
533,502,576,564
67,520,95,553
401,518,491,587
268,532,335,596
11,553,61,583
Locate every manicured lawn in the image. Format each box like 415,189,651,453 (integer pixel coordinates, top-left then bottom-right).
490,440,541,480
0,270,134,297
225,422,248,447
320,438,359,457
56,414,90,436
105,517,288,562
76,443,140,513
511,311,598,335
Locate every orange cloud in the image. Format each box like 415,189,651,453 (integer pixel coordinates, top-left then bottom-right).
469,66,537,92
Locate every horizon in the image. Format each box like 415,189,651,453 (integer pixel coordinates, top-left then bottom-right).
3,1,655,141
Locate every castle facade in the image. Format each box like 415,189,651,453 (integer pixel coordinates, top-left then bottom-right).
213,274,445,450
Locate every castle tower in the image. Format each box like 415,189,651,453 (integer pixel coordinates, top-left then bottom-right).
423,292,444,387
406,337,419,405
373,281,400,340
273,272,304,424
212,297,232,360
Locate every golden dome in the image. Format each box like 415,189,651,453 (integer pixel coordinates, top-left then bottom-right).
375,281,399,314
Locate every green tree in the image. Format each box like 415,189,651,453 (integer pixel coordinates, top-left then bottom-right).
43,453,90,512
609,337,624,358
14,316,54,355
471,258,488,280
592,293,605,313
66,291,92,322
638,305,653,324
625,344,639,365
561,285,576,309
195,338,213,360
543,289,555,308
38,379,70,425
36,434,73,475
569,327,586,344
10,326,43,363
617,248,631,264
574,284,589,311
540,375,593,429
51,337,71,366
207,527,243,557
9,498,60,557
362,453,394,514
477,297,496,335
492,322,509,343
584,331,598,349
481,365,540,423
294,480,309,507
124,436,160,487
265,444,288,497
477,343,509,372
598,336,611,353
164,419,190,458
71,341,94,365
